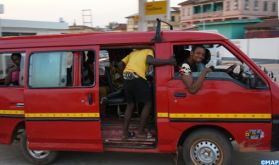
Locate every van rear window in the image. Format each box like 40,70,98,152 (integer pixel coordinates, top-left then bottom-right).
0,52,25,87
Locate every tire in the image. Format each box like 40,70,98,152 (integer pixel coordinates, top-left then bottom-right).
182,128,232,165
19,131,58,165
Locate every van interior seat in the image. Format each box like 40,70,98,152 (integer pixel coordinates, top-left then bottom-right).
101,66,126,106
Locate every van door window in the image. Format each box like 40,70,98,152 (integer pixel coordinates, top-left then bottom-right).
29,51,73,88
173,44,267,89
81,51,95,86
0,52,25,87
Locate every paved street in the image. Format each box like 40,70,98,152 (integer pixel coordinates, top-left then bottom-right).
1,64,278,165
1,64,279,165
0,143,279,165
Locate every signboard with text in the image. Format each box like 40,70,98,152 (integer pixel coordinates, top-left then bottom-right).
144,0,168,21
145,1,167,15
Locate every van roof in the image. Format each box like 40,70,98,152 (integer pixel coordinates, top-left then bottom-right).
0,31,227,49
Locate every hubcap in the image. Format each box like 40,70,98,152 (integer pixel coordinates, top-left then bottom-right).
190,140,222,165
27,142,50,159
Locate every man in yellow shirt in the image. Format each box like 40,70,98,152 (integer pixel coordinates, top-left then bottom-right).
119,49,176,139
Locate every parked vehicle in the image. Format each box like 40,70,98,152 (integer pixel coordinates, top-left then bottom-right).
0,24,279,165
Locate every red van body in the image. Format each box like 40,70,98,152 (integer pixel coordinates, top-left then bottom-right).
0,31,278,165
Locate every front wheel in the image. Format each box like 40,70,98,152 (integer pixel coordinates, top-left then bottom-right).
19,131,58,165
182,128,232,165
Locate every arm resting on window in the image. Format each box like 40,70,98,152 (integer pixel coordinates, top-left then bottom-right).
181,68,211,94
146,55,176,66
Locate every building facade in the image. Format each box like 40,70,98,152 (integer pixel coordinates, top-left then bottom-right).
68,25,104,33
180,0,278,30
126,7,180,31
0,19,68,36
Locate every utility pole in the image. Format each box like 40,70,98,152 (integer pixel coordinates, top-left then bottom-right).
138,0,147,31
166,0,170,21
0,4,4,37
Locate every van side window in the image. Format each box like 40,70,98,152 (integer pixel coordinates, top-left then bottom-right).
0,52,25,87
29,52,73,88
173,44,267,89
81,51,95,86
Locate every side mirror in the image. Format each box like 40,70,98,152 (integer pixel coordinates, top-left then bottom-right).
248,77,256,89
249,76,268,89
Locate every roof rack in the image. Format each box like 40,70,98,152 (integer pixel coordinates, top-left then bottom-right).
152,18,173,43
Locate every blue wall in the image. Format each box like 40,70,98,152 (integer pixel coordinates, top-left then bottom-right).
197,19,262,39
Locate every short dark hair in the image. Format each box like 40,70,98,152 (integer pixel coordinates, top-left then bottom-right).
11,53,22,59
191,45,206,53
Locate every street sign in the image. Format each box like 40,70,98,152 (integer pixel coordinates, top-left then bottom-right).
145,1,167,15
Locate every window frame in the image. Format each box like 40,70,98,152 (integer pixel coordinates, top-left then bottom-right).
27,49,97,89
193,5,201,14
0,51,26,88
203,4,212,13
244,0,250,10
213,2,223,12
233,0,239,10
171,41,269,90
272,2,277,12
171,16,175,22
254,0,259,11
263,1,268,11
226,1,231,11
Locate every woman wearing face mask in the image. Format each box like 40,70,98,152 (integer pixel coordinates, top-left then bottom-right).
179,45,213,94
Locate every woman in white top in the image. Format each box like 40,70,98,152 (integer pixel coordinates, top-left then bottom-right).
179,45,212,94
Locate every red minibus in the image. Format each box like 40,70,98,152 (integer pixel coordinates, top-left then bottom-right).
0,28,278,165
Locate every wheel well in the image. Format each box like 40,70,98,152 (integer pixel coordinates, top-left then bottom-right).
177,125,235,147
11,121,25,142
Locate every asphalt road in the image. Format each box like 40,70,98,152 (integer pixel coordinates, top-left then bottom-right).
0,143,279,165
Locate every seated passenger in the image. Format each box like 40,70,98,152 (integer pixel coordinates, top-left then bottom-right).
82,51,94,86
5,53,21,85
110,61,123,90
179,45,212,94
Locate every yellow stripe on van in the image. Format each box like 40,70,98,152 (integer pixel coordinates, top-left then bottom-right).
157,113,271,119
25,113,100,118
157,113,169,118
0,110,24,115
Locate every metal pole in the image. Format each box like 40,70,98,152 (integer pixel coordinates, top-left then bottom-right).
138,0,147,31
0,17,2,37
0,4,4,37
166,0,170,21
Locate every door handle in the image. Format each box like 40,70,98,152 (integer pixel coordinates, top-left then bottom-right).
174,92,187,98
16,103,24,108
87,93,93,105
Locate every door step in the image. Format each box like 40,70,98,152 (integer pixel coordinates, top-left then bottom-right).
102,126,157,149
104,137,156,149
102,120,157,149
